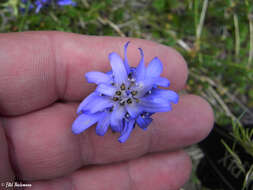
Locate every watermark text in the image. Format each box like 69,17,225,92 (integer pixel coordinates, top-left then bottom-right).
1,181,32,188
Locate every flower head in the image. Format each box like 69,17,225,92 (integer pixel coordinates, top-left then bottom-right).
20,0,76,13
72,42,179,143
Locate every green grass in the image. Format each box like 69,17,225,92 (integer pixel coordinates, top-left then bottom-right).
1,0,253,189
222,119,253,189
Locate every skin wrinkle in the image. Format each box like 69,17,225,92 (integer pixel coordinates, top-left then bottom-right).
4,132,17,177
31,33,57,109
147,118,155,154
54,33,96,100
52,33,68,100
0,118,15,181
147,118,162,151
86,127,98,164
51,33,62,100
69,175,77,190
143,130,152,159
76,130,86,168
61,62,69,100
126,160,137,190
0,33,57,116
79,129,95,165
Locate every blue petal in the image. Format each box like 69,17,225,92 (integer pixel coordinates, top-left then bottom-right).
126,103,143,118
85,71,111,84
72,113,101,134
96,83,116,96
109,52,128,86
135,48,145,81
124,42,130,74
57,0,76,6
134,77,157,97
84,96,113,114
106,70,113,75
120,120,129,135
118,120,135,143
151,89,179,104
110,105,125,132
155,77,170,87
96,113,110,136
139,96,172,112
77,92,99,114
35,0,48,5
137,116,152,130
146,57,163,78
35,4,42,13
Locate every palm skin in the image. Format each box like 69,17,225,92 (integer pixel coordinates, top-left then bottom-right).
0,32,214,190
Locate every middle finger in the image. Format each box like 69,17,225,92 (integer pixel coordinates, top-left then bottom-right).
3,94,213,181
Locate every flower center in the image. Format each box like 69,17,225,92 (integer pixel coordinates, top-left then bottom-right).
112,75,140,106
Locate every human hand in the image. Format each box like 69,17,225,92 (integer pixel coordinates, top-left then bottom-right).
0,32,213,190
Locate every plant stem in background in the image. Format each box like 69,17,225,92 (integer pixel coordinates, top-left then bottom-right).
195,0,208,51
233,13,240,61
18,1,31,31
249,14,253,67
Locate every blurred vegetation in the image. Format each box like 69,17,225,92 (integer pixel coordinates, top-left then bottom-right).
222,120,253,189
0,0,252,189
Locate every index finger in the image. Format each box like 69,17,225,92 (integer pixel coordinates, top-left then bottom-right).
0,31,188,116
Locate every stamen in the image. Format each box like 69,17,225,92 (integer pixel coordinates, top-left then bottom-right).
113,97,119,101
127,73,136,83
115,91,121,96
135,99,140,103
130,78,135,82
125,112,130,118
131,91,138,96
145,112,150,116
135,82,141,88
127,98,132,104
128,73,133,79
120,100,125,106
120,83,126,90
109,107,114,112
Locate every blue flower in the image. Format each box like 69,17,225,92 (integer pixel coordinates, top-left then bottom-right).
34,0,50,13
57,0,76,6
20,0,35,12
20,0,76,13
72,42,179,143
